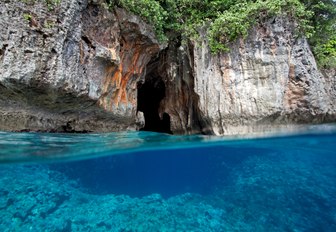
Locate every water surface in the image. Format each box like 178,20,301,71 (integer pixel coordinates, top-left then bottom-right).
0,125,336,231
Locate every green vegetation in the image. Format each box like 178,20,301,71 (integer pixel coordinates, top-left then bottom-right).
23,13,32,22
44,20,55,29
302,0,336,68
107,0,168,41
21,0,61,11
107,0,335,68
209,0,311,53
45,0,61,11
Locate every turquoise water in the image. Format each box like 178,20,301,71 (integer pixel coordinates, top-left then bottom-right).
0,125,336,231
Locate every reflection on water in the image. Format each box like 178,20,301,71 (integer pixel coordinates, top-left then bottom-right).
1,123,335,163
0,130,207,163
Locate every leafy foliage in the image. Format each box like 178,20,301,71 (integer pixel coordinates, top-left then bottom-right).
108,0,335,67
209,0,313,53
21,0,61,11
23,13,33,22
302,0,336,68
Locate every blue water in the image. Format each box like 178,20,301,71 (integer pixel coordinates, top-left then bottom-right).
0,125,336,231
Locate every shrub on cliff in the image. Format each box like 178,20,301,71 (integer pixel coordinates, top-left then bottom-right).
106,0,335,68
209,0,311,52
20,0,61,11
302,0,336,68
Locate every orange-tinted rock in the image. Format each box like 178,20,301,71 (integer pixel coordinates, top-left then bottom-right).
0,1,334,134
0,1,161,132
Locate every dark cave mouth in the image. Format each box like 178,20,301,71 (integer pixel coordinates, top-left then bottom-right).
137,76,172,134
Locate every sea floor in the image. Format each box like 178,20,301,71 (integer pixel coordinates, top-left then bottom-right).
1,137,336,232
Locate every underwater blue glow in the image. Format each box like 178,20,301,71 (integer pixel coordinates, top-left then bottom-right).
0,125,336,231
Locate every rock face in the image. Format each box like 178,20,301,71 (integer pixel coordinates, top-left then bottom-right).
0,0,160,132
145,42,212,135
155,17,336,135
191,17,336,134
0,0,335,134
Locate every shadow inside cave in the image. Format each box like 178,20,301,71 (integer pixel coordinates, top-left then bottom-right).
137,75,172,134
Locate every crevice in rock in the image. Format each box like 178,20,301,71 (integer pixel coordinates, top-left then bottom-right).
158,42,213,135
136,42,213,135
81,35,95,49
0,44,8,61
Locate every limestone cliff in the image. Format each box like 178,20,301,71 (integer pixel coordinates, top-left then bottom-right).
0,0,160,132
192,18,336,135
155,17,336,135
0,0,335,134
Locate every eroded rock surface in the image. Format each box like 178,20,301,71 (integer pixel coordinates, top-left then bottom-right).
193,17,336,135
0,1,335,134
143,42,212,135
0,0,161,132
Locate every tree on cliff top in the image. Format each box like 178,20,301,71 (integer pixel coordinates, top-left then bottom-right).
107,0,335,68
302,0,336,68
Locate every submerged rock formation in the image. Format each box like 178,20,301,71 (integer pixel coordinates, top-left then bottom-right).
0,0,335,134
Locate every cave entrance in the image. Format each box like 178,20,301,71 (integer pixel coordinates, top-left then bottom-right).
137,75,172,134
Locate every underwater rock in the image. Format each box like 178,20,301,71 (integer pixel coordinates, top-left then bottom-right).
0,166,226,231
1,141,336,231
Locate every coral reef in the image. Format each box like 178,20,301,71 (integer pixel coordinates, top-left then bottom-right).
1,132,335,231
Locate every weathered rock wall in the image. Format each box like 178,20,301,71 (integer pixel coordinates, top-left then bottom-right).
192,17,336,135
0,1,335,135
154,42,212,135
0,0,160,132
